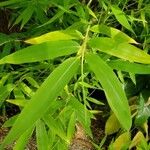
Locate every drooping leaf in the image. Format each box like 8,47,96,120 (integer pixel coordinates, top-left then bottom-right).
105,113,121,135
108,60,150,74
111,5,134,33
0,57,80,148
86,53,132,130
88,37,150,64
0,40,79,64
90,24,137,44
36,119,49,150
113,132,131,150
25,30,82,44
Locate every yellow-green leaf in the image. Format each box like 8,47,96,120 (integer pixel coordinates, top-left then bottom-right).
105,113,121,135
90,24,137,44
25,30,82,44
113,132,131,150
129,131,145,149
6,99,28,107
88,37,150,64
0,40,79,64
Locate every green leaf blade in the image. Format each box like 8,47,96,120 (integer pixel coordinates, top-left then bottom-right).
1,57,80,148
25,30,81,44
88,37,150,64
111,5,134,33
13,126,34,150
90,24,137,44
0,41,79,64
36,120,49,150
108,60,150,74
86,53,132,130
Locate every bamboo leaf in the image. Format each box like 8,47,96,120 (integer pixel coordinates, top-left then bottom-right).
39,10,64,27
113,132,131,150
24,76,39,88
68,96,93,137
108,60,150,74
129,131,145,149
67,111,76,141
6,99,28,107
0,84,14,107
0,0,21,7
0,57,80,148
88,37,150,64
25,30,81,44
0,40,79,64
36,119,49,150
3,115,18,128
86,53,132,130
90,24,137,44
111,5,134,33
13,126,34,150
43,115,67,141
105,113,121,135
13,5,34,29
87,97,104,105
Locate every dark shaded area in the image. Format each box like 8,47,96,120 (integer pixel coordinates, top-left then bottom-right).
0,9,20,34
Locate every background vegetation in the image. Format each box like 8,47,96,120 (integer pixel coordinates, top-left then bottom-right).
0,0,150,149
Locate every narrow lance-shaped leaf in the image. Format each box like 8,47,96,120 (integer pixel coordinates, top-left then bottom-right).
86,53,132,130
0,84,14,107
25,30,82,44
13,125,34,150
36,119,49,150
0,0,21,7
13,5,34,29
43,115,67,141
0,57,80,148
90,24,137,44
68,96,93,137
0,40,79,64
108,60,150,74
88,37,150,64
111,5,134,33
67,111,76,141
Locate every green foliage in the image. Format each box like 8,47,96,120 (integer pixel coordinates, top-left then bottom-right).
86,53,131,130
0,0,150,149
